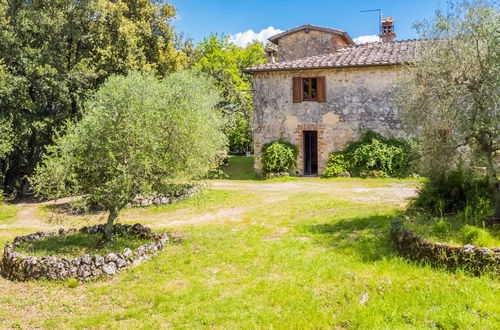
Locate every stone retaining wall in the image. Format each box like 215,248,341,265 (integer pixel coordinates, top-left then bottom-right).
1,224,168,282
390,219,500,275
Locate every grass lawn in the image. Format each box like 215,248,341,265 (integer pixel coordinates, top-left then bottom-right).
0,202,16,224
0,157,498,328
16,232,154,258
407,214,500,248
219,155,257,180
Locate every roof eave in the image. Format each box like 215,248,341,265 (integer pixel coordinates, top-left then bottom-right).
245,62,404,74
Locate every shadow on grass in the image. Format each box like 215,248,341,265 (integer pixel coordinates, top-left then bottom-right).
306,213,404,262
219,156,258,180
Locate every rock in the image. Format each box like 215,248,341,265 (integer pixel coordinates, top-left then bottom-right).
122,248,133,258
359,293,369,305
69,266,78,277
81,254,92,265
134,247,145,257
463,244,475,253
94,255,105,267
102,262,117,276
105,253,118,263
78,265,91,279
92,269,103,277
116,258,127,269
480,248,490,254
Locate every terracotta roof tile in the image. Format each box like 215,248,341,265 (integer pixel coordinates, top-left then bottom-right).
247,39,425,73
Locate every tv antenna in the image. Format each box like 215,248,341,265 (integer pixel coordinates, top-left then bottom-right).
360,9,382,34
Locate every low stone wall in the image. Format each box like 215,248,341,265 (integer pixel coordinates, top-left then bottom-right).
1,223,168,282
128,184,202,208
390,219,500,275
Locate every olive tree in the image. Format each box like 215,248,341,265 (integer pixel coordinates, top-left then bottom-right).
30,71,227,241
393,0,500,221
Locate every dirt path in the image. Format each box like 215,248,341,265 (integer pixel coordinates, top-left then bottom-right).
2,180,419,230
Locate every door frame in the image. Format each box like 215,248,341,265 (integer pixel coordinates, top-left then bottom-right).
303,130,318,176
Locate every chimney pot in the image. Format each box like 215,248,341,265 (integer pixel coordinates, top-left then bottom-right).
380,17,397,42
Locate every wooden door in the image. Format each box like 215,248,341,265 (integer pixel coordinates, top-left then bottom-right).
303,131,318,175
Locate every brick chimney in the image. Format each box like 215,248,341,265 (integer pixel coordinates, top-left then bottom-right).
380,17,396,42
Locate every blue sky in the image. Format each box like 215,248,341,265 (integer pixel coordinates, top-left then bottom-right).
172,0,445,46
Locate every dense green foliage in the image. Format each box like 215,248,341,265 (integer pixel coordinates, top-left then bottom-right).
323,131,418,178
322,153,350,177
29,71,226,239
0,0,187,194
461,225,496,246
261,141,298,173
193,35,265,154
393,0,500,219
412,168,494,216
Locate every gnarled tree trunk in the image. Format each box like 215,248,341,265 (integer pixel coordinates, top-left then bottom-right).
103,207,119,242
486,157,500,225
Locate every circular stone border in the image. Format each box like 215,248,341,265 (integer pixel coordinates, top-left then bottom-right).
0,223,168,282
390,218,500,275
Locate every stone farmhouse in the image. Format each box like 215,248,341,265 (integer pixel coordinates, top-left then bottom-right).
247,18,421,176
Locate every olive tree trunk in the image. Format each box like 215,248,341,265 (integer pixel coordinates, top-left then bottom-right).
103,207,119,242
492,176,500,221
486,157,500,225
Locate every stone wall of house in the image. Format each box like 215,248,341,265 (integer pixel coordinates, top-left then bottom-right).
252,66,404,175
277,31,350,62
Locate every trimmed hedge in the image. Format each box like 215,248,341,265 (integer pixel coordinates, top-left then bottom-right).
390,218,499,275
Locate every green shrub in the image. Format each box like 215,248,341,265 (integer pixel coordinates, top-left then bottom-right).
349,138,410,177
323,131,418,178
413,168,494,216
432,218,449,234
322,153,350,177
67,278,80,288
261,141,298,173
461,225,494,246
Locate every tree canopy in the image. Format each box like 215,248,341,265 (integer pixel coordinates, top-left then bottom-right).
393,0,500,220
30,71,226,240
0,0,187,194
193,35,266,154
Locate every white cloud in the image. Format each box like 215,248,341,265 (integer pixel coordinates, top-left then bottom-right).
353,35,380,45
229,26,284,48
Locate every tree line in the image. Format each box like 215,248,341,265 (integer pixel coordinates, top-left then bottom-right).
0,0,265,196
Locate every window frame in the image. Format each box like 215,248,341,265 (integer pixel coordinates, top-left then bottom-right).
302,77,318,101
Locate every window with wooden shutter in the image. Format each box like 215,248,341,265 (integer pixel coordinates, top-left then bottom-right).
293,77,302,103
317,76,326,102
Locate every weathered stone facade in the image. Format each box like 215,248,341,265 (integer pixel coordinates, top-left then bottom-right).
249,22,416,176
275,30,351,62
252,66,404,175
